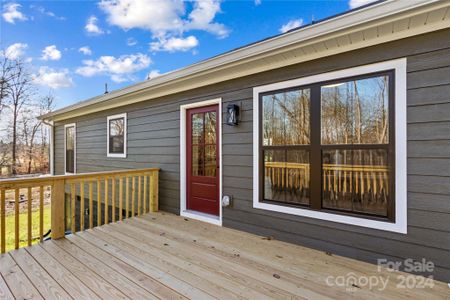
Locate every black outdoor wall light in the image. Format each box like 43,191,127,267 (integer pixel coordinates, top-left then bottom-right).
226,104,240,126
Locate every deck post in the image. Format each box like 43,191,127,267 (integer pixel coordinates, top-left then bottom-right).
51,178,66,240
150,171,159,212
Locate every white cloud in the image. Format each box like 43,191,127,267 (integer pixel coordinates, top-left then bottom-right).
126,37,137,46
186,0,229,38
85,15,104,35
32,5,66,20
150,36,198,52
4,43,28,59
41,45,62,61
99,0,185,35
348,0,378,9
2,2,27,24
33,67,73,89
75,53,151,83
79,46,92,55
279,19,303,33
254,0,261,5
99,0,228,52
146,70,161,80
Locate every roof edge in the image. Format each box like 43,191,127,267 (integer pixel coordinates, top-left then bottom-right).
41,0,446,121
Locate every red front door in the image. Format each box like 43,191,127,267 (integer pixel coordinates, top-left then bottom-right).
187,105,220,216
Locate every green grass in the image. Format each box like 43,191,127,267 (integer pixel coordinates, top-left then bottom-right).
3,205,51,252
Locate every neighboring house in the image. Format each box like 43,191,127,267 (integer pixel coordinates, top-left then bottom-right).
41,1,450,281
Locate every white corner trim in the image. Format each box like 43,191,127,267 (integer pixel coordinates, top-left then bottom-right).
48,121,55,175
107,113,127,158
253,58,407,234
64,123,76,175
180,98,223,226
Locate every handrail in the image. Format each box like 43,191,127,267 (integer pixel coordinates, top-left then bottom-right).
0,168,160,253
0,168,160,187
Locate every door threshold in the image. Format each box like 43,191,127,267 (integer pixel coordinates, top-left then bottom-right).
181,210,222,226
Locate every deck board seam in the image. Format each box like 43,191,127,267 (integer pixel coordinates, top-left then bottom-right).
50,238,157,300
32,244,105,300
38,242,130,300
73,231,188,299
8,251,47,299
62,235,169,299
85,228,221,300
24,246,79,300
108,221,309,299
11,248,73,300
0,266,14,299
99,223,283,300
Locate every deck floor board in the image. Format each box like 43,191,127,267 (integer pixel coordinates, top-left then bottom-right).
0,212,448,300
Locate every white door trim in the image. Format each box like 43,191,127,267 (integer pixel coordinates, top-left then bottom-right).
180,98,222,226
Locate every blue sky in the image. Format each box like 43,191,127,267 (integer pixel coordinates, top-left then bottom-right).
1,0,375,109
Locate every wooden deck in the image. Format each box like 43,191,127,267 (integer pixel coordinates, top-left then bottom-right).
0,212,448,300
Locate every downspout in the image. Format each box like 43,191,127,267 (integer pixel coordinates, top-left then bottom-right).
41,119,55,175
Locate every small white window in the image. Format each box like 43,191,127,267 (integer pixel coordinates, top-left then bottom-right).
107,113,127,158
64,123,76,174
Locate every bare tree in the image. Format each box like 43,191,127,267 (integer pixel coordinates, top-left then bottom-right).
5,59,34,175
19,92,54,174
0,53,18,114
38,92,54,172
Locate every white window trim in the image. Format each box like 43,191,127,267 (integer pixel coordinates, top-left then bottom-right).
64,123,76,175
180,98,223,226
253,58,407,234
107,113,127,158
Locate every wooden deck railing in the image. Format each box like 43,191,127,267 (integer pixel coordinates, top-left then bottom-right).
265,162,389,199
0,168,159,253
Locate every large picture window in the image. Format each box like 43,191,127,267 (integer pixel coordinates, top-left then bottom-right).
107,113,127,158
65,123,76,174
260,72,394,221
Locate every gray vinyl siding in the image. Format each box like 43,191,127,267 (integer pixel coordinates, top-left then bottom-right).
54,28,450,281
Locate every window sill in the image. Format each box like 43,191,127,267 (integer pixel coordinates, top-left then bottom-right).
107,153,127,158
253,200,406,234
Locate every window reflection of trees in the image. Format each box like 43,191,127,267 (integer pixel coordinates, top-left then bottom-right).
65,126,75,173
262,88,311,206
321,76,390,217
321,76,389,145
109,118,124,153
261,73,393,219
263,89,310,146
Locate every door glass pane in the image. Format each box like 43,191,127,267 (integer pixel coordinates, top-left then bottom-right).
264,150,310,205
66,126,75,173
262,88,310,146
322,149,389,217
192,113,203,145
205,145,216,177
321,75,389,145
192,145,204,176
205,111,216,144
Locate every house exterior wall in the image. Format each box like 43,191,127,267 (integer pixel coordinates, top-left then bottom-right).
54,28,450,281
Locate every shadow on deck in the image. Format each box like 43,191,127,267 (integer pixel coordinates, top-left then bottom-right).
0,212,448,299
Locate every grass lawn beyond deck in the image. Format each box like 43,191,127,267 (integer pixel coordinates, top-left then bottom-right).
3,205,51,252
